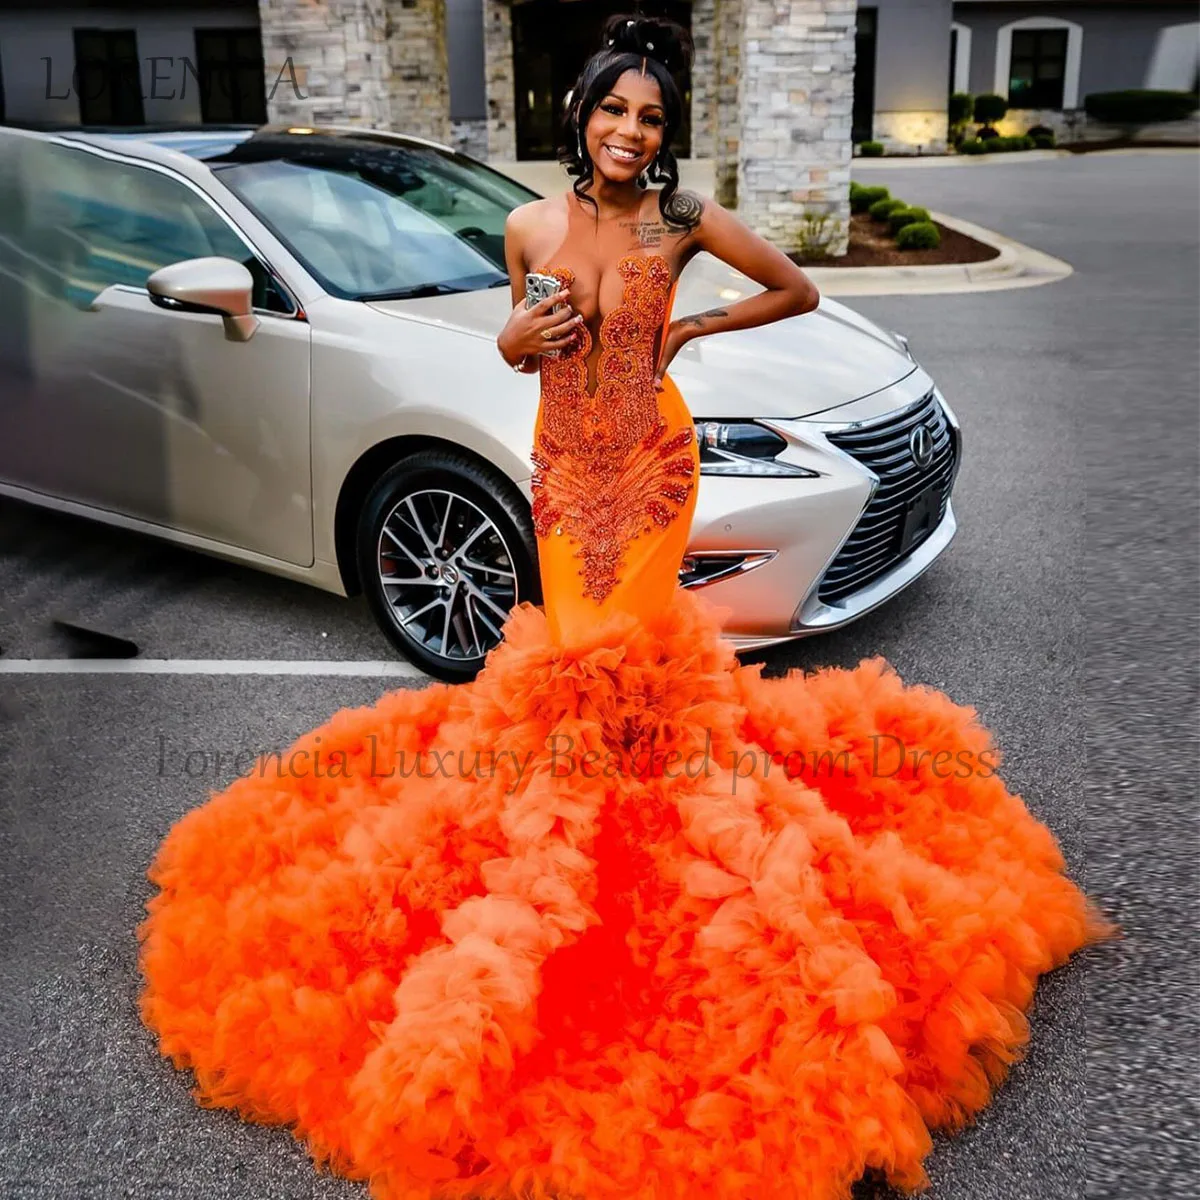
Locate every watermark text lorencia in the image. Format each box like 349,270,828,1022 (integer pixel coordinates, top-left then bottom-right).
43,56,307,102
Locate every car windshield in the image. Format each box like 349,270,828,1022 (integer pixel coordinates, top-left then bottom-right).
211,139,533,300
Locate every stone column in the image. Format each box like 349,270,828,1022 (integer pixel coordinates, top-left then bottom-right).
483,0,516,160
737,0,855,255
257,0,449,139
386,0,450,142
689,0,716,160
712,0,742,207
259,0,391,126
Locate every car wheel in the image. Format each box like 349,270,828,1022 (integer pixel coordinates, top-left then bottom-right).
356,450,540,683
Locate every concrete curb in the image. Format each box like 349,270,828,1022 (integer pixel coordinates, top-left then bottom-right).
853,148,1070,169
852,145,1198,170
803,211,1073,297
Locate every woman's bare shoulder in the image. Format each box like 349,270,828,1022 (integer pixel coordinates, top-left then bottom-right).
506,195,565,233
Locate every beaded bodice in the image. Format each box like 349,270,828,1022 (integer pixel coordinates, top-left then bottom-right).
530,252,696,605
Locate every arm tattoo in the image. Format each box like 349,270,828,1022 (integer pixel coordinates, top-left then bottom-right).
663,189,704,230
677,307,728,330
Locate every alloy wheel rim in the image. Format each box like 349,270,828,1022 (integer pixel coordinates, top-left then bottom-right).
376,489,518,663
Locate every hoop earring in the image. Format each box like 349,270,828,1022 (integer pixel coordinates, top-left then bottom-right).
576,129,584,161
637,169,648,189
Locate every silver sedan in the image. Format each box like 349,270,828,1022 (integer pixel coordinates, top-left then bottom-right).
0,124,961,681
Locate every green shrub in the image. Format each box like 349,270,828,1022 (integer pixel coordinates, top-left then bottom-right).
976,125,1001,141
858,140,885,157
868,197,906,221
957,138,987,155
1032,133,1056,149
1027,123,1056,144
895,221,941,251
850,184,889,213
888,205,931,235
796,210,839,260
973,93,1008,124
980,135,1034,153
1084,88,1200,124
948,92,974,125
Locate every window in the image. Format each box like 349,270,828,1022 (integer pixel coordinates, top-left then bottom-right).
194,28,268,124
74,29,145,126
31,143,291,313
1008,29,1067,109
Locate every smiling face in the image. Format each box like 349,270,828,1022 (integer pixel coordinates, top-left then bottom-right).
582,68,666,183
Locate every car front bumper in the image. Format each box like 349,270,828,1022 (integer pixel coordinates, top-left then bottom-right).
683,373,962,649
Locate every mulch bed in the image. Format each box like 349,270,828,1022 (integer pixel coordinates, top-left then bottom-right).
789,211,1000,269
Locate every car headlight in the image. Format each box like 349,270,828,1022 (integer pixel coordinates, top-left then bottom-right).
694,421,818,477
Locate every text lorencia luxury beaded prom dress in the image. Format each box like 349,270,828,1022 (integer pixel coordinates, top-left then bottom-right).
137,224,1105,1200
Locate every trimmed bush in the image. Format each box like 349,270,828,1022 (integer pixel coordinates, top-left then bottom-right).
1032,133,1056,149
1084,89,1200,125
975,125,1001,141
895,221,941,251
888,205,931,235
868,197,906,221
858,141,885,157
973,93,1008,124
850,184,890,213
957,138,988,155
1027,124,1056,143
980,135,1035,153
948,92,974,125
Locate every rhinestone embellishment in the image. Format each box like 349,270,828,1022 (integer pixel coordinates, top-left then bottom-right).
530,253,696,603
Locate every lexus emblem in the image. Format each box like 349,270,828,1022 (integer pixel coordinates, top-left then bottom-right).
909,425,934,470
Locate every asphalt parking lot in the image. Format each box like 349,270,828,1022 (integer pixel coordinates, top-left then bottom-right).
1,149,1197,1199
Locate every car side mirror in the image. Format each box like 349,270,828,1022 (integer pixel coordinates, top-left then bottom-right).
147,257,260,343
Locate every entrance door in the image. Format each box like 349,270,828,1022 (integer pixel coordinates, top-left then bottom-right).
512,0,692,161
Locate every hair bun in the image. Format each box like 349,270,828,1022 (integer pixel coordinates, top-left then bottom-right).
601,13,693,74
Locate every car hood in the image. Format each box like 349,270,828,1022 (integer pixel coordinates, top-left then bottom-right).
366,252,915,419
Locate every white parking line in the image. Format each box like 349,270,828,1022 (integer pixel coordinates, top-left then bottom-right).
0,659,428,678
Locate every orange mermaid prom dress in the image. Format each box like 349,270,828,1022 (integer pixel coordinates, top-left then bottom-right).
136,239,1104,1200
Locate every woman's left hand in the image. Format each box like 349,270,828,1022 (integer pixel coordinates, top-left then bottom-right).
654,322,692,390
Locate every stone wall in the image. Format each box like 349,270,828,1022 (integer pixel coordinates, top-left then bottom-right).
259,0,392,127
257,0,449,138
451,117,489,158
386,0,450,140
990,108,1200,146
737,0,855,255
872,109,949,155
690,0,716,160
712,0,742,206
483,0,516,160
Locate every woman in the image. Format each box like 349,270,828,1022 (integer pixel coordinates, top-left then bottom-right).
136,15,1103,1200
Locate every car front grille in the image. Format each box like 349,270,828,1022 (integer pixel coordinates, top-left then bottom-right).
818,390,957,604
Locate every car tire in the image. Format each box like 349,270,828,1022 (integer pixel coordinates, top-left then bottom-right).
356,450,540,683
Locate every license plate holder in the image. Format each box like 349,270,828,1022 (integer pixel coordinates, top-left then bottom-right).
899,483,941,555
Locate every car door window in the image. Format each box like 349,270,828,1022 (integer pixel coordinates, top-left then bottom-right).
30,142,292,314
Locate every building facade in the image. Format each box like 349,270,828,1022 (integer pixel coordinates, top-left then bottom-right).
3,1,1197,150
0,1,1195,251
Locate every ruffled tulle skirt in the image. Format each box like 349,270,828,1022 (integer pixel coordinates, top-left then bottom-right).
136,588,1102,1200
